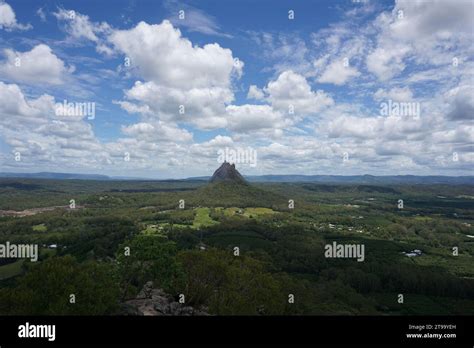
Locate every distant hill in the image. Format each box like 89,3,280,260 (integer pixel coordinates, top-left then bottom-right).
191,174,474,185
0,172,472,185
0,172,110,180
244,174,474,185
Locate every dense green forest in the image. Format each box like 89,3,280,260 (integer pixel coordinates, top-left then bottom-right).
0,178,473,315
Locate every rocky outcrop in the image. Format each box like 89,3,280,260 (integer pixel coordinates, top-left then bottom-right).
210,162,246,184
122,281,209,316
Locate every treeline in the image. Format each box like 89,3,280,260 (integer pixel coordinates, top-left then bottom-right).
1,230,473,315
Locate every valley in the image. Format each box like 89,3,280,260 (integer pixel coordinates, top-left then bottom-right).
0,172,473,315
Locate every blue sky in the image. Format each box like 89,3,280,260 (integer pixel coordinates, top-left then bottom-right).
0,0,472,178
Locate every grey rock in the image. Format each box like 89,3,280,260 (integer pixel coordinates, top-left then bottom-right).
210,162,247,184
122,282,209,316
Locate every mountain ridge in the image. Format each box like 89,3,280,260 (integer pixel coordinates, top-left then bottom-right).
0,172,473,185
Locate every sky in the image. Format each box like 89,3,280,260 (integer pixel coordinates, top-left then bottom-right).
0,0,472,179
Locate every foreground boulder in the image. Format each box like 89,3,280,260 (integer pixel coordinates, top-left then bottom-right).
121,281,209,316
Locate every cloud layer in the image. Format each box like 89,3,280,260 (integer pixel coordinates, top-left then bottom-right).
0,0,472,177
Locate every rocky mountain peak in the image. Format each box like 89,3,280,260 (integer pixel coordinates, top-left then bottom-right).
210,161,247,184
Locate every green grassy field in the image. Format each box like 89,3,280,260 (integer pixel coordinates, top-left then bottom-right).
193,207,218,229
32,223,47,232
